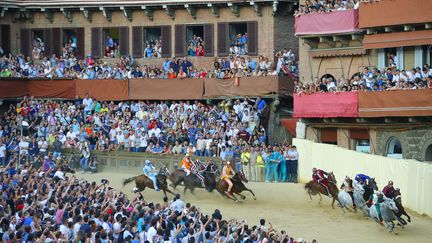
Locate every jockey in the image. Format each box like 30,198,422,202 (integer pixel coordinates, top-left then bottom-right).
143,160,159,191
354,173,371,186
341,176,355,208
312,168,331,197
180,153,194,176
368,191,384,225
382,180,395,199
221,161,235,196
191,159,206,187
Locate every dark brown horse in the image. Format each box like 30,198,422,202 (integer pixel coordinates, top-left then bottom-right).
169,161,218,193
216,169,256,202
304,171,339,208
393,188,411,227
123,167,175,197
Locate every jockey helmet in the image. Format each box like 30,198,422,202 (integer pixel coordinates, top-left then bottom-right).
312,167,317,172
388,180,393,185
145,160,151,165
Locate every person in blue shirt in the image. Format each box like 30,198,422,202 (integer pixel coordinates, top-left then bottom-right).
132,66,143,78
105,35,114,49
144,44,153,58
266,146,284,182
256,97,267,112
181,57,193,73
143,160,159,191
87,67,96,80
162,58,171,72
187,125,198,146
151,143,163,154
355,173,371,185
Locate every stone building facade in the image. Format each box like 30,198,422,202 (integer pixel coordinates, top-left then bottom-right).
0,0,298,69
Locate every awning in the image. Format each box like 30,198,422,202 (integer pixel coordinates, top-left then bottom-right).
309,48,366,58
363,30,432,49
280,118,297,137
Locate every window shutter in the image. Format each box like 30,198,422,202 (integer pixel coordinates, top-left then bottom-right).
320,128,337,143
204,24,214,57
217,23,228,56
44,29,52,57
119,27,129,56
52,28,62,57
132,26,143,58
175,24,186,57
76,28,85,59
1,25,10,55
91,28,101,58
247,21,258,56
20,29,30,58
161,25,172,58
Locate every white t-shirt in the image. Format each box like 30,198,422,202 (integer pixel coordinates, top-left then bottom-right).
113,222,121,239
38,141,48,152
73,223,81,239
170,199,185,212
146,226,157,242
83,98,93,112
19,141,29,155
54,171,65,180
0,144,6,157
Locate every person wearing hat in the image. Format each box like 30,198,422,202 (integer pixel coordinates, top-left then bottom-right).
143,160,159,191
382,180,396,199
220,161,235,196
368,190,385,225
180,153,194,176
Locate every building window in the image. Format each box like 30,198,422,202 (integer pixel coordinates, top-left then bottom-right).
186,25,204,57
103,28,120,58
425,144,432,162
355,139,370,154
31,29,44,59
229,23,248,55
143,27,161,58
384,48,397,68
386,137,402,159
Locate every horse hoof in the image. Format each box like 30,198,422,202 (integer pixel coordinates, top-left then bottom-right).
253,197,257,200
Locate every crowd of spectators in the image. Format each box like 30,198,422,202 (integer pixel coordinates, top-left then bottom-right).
229,33,248,56
32,36,45,60
295,64,432,94
144,40,162,58
187,35,205,57
294,0,360,16
0,94,299,183
105,35,120,58
0,47,298,80
0,156,314,242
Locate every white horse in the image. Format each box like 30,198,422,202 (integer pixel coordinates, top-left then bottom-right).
369,199,399,233
353,185,369,217
338,190,355,214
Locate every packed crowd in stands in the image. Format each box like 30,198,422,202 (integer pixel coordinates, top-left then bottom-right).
32,36,45,60
0,155,314,242
229,33,248,56
187,35,205,57
0,48,298,80
294,0,360,16
294,64,432,94
144,39,162,58
104,35,120,58
0,95,299,183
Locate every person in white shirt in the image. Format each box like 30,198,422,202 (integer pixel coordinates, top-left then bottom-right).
0,142,7,166
82,93,94,118
170,194,185,213
38,137,48,156
146,221,157,242
19,137,30,157
54,168,66,180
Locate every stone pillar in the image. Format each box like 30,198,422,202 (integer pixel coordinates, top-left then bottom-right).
414,46,424,68
369,129,377,155
396,47,404,70
305,126,319,142
377,49,385,70
337,128,350,149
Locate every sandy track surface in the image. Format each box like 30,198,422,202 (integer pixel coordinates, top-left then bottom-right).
76,168,432,243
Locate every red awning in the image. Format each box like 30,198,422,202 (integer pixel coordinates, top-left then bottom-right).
363,30,432,49
280,118,297,137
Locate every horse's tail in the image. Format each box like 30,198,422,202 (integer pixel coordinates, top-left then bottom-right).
123,176,137,186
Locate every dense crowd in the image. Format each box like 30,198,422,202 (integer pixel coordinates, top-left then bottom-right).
294,0,360,16
144,39,162,58
187,35,205,57
229,33,248,56
295,64,432,93
0,95,298,183
0,47,298,80
0,157,316,242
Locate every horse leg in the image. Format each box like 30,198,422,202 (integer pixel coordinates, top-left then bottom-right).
235,192,246,200
308,190,313,201
246,188,257,200
318,193,323,205
403,211,411,223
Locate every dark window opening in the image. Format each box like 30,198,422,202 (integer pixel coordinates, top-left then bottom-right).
31,30,44,59
186,25,204,56
425,144,432,161
103,28,120,58
386,137,402,159
143,27,161,58
228,23,248,55
384,48,397,68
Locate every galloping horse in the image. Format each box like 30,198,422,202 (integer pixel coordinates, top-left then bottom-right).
392,189,411,227
369,198,399,233
123,167,175,198
169,161,218,193
363,177,378,203
304,171,339,208
216,168,256,202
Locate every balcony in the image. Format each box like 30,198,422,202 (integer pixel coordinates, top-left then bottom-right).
294,9,361,36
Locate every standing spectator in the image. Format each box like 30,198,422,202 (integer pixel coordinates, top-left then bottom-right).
79,141,90,173
241,147,251,180
52,135,63,158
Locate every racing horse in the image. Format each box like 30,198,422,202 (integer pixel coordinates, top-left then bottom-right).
392,188,411,227
216,167,256,202
369,198,399,233
169,160,218,193
338,177,356,214
362,177,378,203
304,171,340,208
123,167,175,197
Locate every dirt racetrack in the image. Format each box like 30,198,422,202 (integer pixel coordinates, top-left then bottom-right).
77,168,432,243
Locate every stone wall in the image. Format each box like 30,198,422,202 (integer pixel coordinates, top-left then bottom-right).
273,2,298,57
375,127,432,161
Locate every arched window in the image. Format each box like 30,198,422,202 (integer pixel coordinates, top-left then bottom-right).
320,74,336,82
386,137,402,159
425,144,432,161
